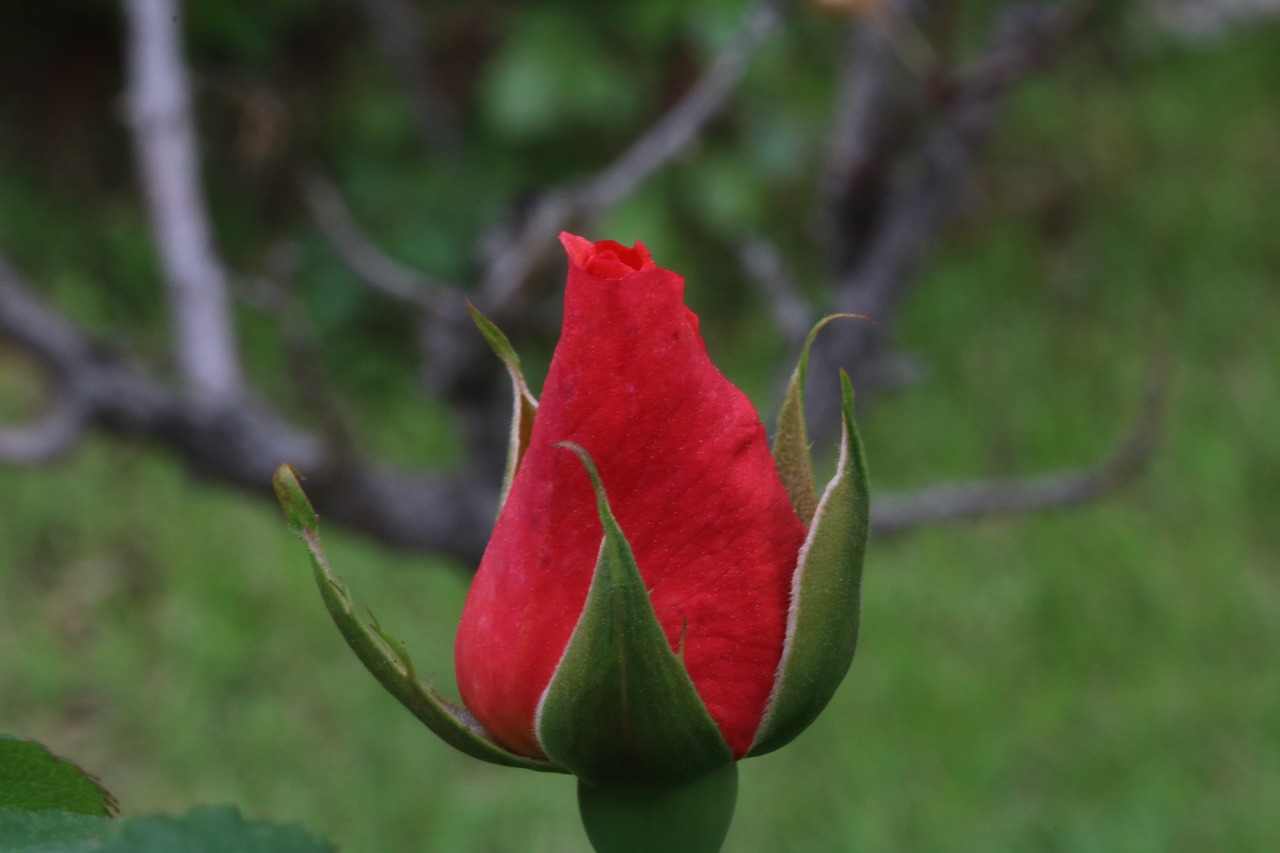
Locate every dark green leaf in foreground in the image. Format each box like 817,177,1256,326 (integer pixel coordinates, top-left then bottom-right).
0,735,117,817
0,805,334,853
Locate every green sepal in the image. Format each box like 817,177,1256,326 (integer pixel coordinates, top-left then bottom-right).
773,314,869,525
749,370,870,756
272,464,562,774
577,760,738,853
468,302,538,508
535,445,734,789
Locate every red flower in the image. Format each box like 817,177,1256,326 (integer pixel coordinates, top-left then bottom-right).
455,234,809,760
274,232,867,798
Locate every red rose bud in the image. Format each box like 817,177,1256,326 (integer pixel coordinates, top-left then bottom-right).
274,233,869,797
455,234,870,785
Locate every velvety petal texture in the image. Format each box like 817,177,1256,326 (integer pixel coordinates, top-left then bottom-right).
454,234,808,759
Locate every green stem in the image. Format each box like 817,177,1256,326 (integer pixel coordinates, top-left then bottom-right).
577,761,739,853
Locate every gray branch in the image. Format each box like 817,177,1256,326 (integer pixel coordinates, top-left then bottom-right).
873,356,1167,531
298,169,456,314
123,0,243,399
807,1,1086,438
0,397,88,463
476,1,785,311
574,1,783,215
0,251,494,563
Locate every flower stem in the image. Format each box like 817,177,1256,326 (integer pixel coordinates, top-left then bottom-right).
577,761,739,853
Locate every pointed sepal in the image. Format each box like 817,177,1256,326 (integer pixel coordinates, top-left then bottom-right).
534,444,734,789
772,314,869,525
749,370,870,756
468,302,539,508
272,464,562,773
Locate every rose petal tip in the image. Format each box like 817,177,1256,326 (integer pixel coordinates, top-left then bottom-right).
560,232,655,279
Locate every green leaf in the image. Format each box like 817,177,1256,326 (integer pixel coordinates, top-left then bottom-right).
535,444,734,789
750,371,870,756
468,302,539,509
272,465,561,774
0,805,332,852
0,809,105,850
0,736,117,817
772,314,870,525
577,761,738,853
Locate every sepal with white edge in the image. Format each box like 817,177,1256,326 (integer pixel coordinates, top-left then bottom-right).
273,464,561,773
750,366,870,757
534,444,734,790
771,314,869,525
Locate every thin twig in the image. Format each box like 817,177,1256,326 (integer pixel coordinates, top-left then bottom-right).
575,1,783,214
298,170,456,314
871,354,1168,533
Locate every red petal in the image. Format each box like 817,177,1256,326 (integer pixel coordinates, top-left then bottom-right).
455,234,807,759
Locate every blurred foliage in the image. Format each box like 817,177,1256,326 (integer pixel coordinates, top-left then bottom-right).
2,1,1280,851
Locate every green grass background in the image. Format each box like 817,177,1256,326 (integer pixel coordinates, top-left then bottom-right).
3,18,1279,853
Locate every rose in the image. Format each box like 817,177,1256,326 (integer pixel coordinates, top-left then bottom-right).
458,232,811,763
274,233,868,851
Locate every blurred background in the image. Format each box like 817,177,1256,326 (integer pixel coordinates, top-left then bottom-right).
1,0,1278,850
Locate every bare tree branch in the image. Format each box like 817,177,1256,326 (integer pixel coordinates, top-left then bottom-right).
294,169,493,451
122,0,242,399
807,1,1088,437
476,1,786,311
0,251,494,563
298,169,456,314
574,2,784,215
872,353,1167,532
